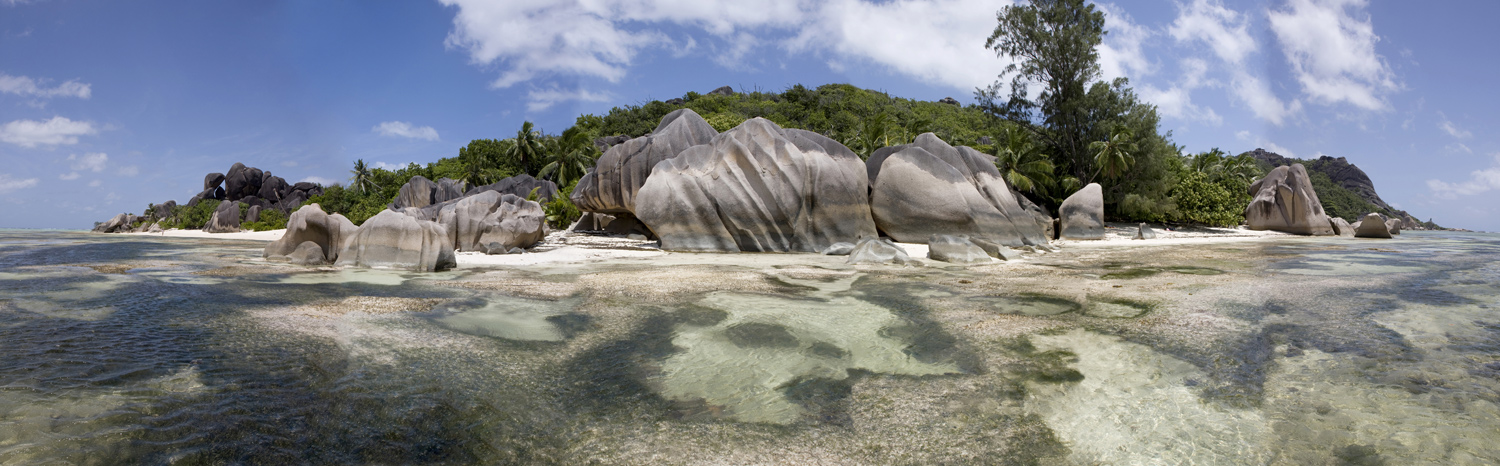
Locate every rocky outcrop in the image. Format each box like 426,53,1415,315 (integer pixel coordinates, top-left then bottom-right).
1352,213,1393,239
264,204,359,264
204,173,225,192
866,133,1046,247
1244,164,1334,236
1246,149,1432,229
1386,218,1401,235
572,109,717,215
846,237,917,265
1330,217,1355,237
1058,183,1105,240
436,191,546,253
466,174,555,202
93,213,134,233
927,234,991,264
101,162,323,233
1135,223,1156,240
393,175,439,210
634,118,877,252
246,205,262,224
335,210,456,272
150,201,176,221
203,201,243,233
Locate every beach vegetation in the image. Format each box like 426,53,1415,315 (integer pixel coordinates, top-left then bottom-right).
170,199,220,230
242,208,288,232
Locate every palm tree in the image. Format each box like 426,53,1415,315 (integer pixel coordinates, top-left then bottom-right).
539,126,598,187
349,159,376,193
991,127,1056,194
506,121,546,176
849,112,893,159
1089,126,1137,182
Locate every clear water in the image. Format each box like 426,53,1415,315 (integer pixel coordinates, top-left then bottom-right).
1,229,1498,464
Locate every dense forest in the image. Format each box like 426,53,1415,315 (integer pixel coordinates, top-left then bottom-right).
165,0,1412,232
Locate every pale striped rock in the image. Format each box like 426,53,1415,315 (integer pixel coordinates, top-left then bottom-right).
867,133,1047,247
572,108,717,215
1245,164,1334,235
336,210,456,271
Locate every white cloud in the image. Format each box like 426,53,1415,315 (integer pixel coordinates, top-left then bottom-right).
67,152,108,172
1438,114,1471,139
0,116,97,147
0,73,91,99
0,173,39,193
1169,0,1256,64
1427,154,1500,200
526,86,614,112
89,180,102,188
1268,0,1397,110
1236,131,1296,157
58,172,78,180
1139,59,1220,125
372,121,440,141
118,165,139,176
440,0,1016,94
372,161,414,170
299,176,336,186
1231,73,1301,126
1446,143,1472,155
1096,2,1154,81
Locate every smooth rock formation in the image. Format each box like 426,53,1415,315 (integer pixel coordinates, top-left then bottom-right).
435,191,547,253
927,235,991,264
393,175,439,210
1244,164,1334,236
336,210,456,272
246,205,262,224
846,238,917,265
821,242,856,256
466,174,557,202
1386,218,1402,235
635,118,878,252
1353,213,1393,239
288,241,328,266
1016,194,1055,242
146,222,163,233
572,108,717,215
151,201,177,220
264,204,359,264
203,201,242,233
204,173,224,191
866,133,1047,247
1330,218,1355,237
1135,223,1156,240
93,213,133,233
435,178,467,204
1058,183,1105,240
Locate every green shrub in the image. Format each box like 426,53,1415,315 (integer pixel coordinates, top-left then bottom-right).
543,180,582,230
171,199,221,230
242,208,288,232
1171,171,1242,226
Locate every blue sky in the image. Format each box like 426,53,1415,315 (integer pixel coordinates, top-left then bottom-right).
1,0,1496,231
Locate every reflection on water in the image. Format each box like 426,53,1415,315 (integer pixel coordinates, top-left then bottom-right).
0,229,1498,464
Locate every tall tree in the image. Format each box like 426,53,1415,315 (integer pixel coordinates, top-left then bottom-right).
1089,126,1136,182
349,159,376,193
507,121,546,176
977,0,1107,181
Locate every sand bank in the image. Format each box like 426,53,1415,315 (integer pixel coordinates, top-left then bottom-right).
124,228,287,241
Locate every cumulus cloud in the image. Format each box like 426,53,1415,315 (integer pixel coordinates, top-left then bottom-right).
440,0,1015,99
526,86,613,112
1139,58,1221,124
372,121,440,141
1231,73,1301,126
1268,0,1397,110
299,176,337,186
0,73,91,99
67,152,108,172
0,173,39,193
1438,113,1471,139
1095,2,1154,81
1427,153,1500,200
0,116,97,147
1168,0,1255,64
58,172,79,180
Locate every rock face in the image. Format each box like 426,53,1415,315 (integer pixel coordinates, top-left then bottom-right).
572,108,717,215
203,201,243,233
1330,217,1356,237
264,204,359,264
1386,218,1402,235
866,133,1047,247
288,241,329,266
846,237,916,265
635,118,878,252
1058,183,1105,240
436,191,546,253
927,235,991,264
393,175,439,210
1244,164,1335,236
467,174,556,202
99,162,323,233
93,213,133,233
335,210,456,271
246,205,262,224
204,173,225,191
1353,213,1393,239
151,201,177,220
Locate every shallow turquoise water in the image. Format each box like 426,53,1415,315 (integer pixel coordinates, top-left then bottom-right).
0,229,1497,465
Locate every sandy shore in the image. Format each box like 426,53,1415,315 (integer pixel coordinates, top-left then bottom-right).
120,223,1307,267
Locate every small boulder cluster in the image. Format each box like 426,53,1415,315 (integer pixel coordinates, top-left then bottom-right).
1244,163,1404,239
93,162,324,233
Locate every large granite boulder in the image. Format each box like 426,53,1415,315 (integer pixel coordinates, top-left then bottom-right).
204,173,224,191
393,175,438,210
927,234,991,264
288,241,329,266
1244,164,1334,236
93,213,132,233
204,201,243,233
277,190,310,213
1330,218,1355,237
866,133,1046,247
1058,183,1105,240
1386,218,1402,235
223,163,264,201
258,173,289,203
246,205,262,224
1016,193,1055,241
635,118,877,252
150,200,176,221
572,108,717,215
436,191,546,252
1352,213,1393,239
264,204,359,264
435,178,467,204
846,237,917,266
335,210,456,271
466,174,557,202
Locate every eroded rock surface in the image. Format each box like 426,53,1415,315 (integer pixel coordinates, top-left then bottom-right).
1245,164,1334,236
1353,213,1393,239
846,237,917,265
203,201,242,233
1059,183,1105,240
264,204,359,264
572,109,717,215
436,191,547,253
867,134,1046,247
927,235,991,264
336,210,456,271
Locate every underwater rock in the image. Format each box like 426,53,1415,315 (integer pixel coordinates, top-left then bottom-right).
336,210,456,271
264,204,359,264
927,234,992,264
822,242,856,255
1352,213,1393,239
866,133,1047,247
635,118,878,252
572,108,717,215
203,200,242,233
437,191,545,253
1329,217,1356,237
846,237,917,265
1059,183,1105,240
1135,223,1156,240
1244,164,1334,235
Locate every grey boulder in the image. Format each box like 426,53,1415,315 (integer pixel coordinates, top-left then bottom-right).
288,241,329,266
1058,183,1105,240
336,210,456,271
1386,218,1402,235
393,175,438,210
204,172,225,191
1244,164,1334,235
821,242,856,256
1135,223,1156,240
866,134,1047,247
246,205,261,224
203,201,242,233
1329,218,1355,237
1352,213,1393,239
264,204,360,264
436,191,547,253
93,213,132,233
572,108,717,215
635,118,878,252
927,235,992,264
846,237,917,266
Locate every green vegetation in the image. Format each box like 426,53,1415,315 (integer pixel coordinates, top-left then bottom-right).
168,199,220,230
242,208,288,232
1305,170,1380,222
